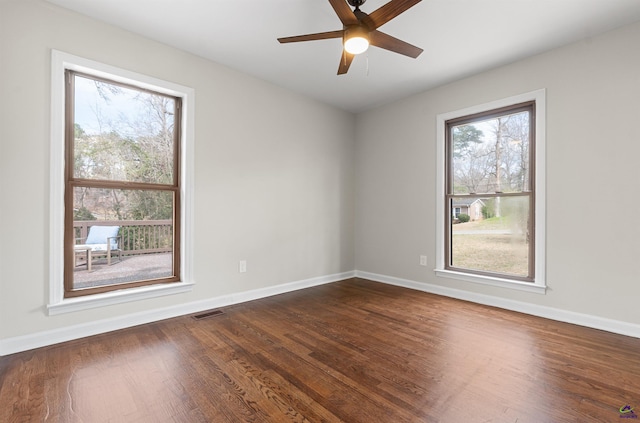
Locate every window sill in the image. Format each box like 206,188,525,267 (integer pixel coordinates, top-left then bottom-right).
47,281,194,315
435,269,546,294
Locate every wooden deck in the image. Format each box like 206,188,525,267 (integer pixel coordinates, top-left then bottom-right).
73,252,173,288
2,278,640,422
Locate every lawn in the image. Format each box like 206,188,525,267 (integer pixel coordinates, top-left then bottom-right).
451,217,529,276
452,216,512,231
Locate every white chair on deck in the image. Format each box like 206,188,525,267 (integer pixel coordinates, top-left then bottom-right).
74,225,122,271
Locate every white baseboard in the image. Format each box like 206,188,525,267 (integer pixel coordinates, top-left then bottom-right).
3,269,638,356
0,271,355,356
355,270,640,339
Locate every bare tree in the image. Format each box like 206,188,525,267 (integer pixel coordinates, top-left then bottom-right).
451,111,530,219
73,78,176,221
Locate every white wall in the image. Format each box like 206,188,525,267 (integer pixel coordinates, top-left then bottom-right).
355,21,640,326
0,0,355,344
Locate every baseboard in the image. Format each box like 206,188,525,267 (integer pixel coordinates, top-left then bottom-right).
4,268,638,356
0,270,355,356
355,270,640,339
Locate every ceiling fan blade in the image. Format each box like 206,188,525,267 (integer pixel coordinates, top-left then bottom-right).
366,0,421,30
278,30,344,44
337,51,355,75
329,0,359,26
369,30,423,58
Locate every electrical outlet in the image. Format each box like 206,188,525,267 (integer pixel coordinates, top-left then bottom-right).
419,255,427,266
239,260,247,273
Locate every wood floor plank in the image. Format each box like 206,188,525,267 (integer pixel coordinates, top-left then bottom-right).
2,278,640,422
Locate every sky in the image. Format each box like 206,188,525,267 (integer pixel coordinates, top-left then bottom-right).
73,75,155,138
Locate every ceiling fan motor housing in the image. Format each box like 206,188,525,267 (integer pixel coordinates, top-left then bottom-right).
347,0,366,8
344,25,368,41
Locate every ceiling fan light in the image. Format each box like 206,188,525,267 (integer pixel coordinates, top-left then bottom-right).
344,36,369,54
344,26,369,55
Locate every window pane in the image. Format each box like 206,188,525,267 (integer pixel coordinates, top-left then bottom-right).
72,187,175,290
73,75,176,184
451,111,529,194
450,195,530,278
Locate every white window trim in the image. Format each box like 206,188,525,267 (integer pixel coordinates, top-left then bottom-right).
435,89,546,294
48,50,195,315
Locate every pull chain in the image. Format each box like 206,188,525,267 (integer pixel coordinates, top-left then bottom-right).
366,52,369,76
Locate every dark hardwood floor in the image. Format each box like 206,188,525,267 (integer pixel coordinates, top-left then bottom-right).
2,278,640,422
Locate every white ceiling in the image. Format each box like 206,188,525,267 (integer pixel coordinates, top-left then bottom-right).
47,0,640,113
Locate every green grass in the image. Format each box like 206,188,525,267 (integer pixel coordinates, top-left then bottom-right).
452,216,511,231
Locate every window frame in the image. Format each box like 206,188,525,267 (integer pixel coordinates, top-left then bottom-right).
64,70,182,297
49,50,195,314
435,90,546,294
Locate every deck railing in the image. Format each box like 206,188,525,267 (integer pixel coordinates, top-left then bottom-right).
74,220,173,256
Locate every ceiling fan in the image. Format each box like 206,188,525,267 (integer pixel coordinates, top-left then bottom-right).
278,0,422,75
278,0,423,75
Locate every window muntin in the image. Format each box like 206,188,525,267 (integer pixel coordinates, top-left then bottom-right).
64,71,181,297
445,102,535,282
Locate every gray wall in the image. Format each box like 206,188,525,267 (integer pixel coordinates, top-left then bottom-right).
0,0,355,341
2,0,639,347
355,20,640,325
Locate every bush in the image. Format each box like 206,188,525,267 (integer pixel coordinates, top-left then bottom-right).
482,205,494,219
457,213,470,223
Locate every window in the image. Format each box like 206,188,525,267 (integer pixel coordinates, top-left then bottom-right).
49,51,194,312
64,71,181,297
436,90,546,293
